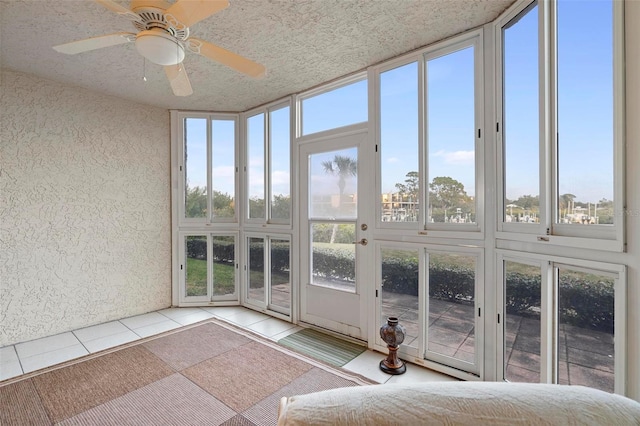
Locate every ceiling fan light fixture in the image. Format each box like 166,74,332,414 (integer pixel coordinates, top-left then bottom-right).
135,29,184,66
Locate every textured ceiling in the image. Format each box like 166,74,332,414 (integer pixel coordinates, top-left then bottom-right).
1,0,515,112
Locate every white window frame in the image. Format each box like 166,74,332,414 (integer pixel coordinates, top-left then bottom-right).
178,231,239,305
296,72,368,141
374,241,485,380
371,30,485,240
496,250,627,395
242,232,292,317
174,111,240,226
243,98,293,227
495,0,625,252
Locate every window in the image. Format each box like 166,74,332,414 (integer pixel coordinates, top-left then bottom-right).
245,103,291,224
503,260,542,383
427,46,477,225
247,114,265,219
181,115,237,223
379,62,420,224
498,0,621,246
498,253,625,394
375,36,481,234
180,233,237,303
211,119,237,220
556,0,614,228
300,77,368,136
502,2,540,226
184,118,208,219
427,251,478,368
269,238,291,313
270,106,291,221
244,234,291,315
247,236,265,303
380,247,420,349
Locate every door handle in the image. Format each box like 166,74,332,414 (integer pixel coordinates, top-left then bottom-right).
352,238,368,246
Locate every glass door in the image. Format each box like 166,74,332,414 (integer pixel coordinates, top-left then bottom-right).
299,130,370,340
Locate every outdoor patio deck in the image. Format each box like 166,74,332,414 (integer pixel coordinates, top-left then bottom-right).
383,291,614,392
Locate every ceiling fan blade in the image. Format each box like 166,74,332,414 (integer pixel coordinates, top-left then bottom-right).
165,64,193,96
94,0,140,21
53,33,135,55
165,0,229,28
187,38,265,78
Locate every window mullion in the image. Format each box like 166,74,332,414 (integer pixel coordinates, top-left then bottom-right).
207,117,213,222
540,0,553,236
265,109,271,223
540,260,554,383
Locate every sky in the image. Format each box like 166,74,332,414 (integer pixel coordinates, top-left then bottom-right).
185,0,614,207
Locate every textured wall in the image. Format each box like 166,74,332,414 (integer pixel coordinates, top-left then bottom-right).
0,70,171,347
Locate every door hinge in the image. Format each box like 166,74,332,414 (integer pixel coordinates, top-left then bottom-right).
375,144,378,153
179,165,183,171
180,264,183,270
478,129,481,138
497,313,500,324
376,289,378,297
478,307,481,317
496,122,500,132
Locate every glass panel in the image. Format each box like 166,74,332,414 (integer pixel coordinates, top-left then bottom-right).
248,114,265,219
381,248,419,348
212,119,236,219
185,235,207,297
427,47,476,224
309,148,358,219
380,62,419,223
248,237,265,302
504,261,541,383
503,4,540,224
184,118,208,219
270,106,291,221
557,268,614,392
212,235,235,297
311,222,355,293
557,0,613,226
427,252,476,363
270,239,291,311
302,79,368,135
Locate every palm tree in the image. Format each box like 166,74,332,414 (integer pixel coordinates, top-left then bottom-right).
322,155,357,243
322,155,357,199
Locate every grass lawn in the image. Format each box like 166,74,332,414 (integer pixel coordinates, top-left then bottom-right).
186,257,236,296
187,257,290,297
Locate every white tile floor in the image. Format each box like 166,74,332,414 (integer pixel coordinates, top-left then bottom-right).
0,306,456,384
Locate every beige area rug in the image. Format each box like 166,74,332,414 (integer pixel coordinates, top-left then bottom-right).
0,319,375,425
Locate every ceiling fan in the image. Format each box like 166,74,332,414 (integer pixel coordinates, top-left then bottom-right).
52,0,265,96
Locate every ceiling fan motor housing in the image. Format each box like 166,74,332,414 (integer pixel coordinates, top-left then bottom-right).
130,5,189,66
135,28,185,65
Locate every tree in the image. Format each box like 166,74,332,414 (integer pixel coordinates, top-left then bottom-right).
515,194,540,210
322,155,357,243
395,171,419,199
185,186,235,219
395,171,419,220
186,186,207,218
429,176,470,221
322,155,357,199
271,194,291,220
213,190,234,218
559,193,576,218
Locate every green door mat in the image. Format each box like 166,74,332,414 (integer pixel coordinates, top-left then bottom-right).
278,328,366,367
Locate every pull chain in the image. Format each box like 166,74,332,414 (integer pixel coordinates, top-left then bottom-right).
143,58,147,82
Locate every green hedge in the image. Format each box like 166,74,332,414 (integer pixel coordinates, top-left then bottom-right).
187,240,614,332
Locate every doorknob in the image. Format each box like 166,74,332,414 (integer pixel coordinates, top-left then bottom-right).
352,238,368,246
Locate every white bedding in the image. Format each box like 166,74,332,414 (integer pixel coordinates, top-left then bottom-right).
277,382,640,425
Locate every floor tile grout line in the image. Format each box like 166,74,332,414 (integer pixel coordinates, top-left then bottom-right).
71,330,91,355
